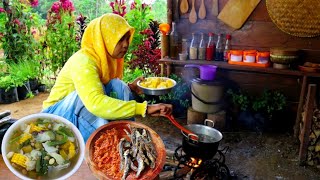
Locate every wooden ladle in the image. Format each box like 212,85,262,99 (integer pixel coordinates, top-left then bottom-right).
189,0,197,23
180,0,189,14
199,0,206,19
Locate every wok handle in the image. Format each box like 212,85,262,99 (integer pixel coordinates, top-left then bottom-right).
165,115,198,141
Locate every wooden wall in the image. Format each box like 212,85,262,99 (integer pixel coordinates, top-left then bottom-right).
165,0,320,129
168,0,320,61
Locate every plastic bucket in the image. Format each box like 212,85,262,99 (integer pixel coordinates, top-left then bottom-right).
185,64,217,81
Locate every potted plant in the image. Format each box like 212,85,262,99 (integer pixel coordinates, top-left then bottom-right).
0,74,19,104
8,61,35,100
227,89,287,132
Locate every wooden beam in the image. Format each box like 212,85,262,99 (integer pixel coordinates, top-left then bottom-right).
299,84,317,164
294,75,307,138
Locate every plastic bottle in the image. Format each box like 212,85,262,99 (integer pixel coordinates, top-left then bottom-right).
189,33,198,60
215,34,224,61
206,32,215,61
198,33,206,60
169,22,179,59
223,34,231,61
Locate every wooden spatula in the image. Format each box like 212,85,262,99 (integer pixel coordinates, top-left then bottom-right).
199,0,206,19
180,0,189,14
211,0,219,16
189,0,197,23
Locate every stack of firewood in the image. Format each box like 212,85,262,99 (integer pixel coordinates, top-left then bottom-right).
306,108,320,168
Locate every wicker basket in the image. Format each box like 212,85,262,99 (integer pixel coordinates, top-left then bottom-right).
266,0,320,37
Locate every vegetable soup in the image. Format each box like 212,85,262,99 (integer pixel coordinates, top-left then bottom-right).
5,118,80,179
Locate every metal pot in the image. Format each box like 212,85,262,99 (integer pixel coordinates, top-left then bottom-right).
181,119,223,160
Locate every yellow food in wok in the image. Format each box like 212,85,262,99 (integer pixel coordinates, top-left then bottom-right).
139,77,174,89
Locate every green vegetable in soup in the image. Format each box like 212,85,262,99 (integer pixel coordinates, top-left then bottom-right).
7,118,79,179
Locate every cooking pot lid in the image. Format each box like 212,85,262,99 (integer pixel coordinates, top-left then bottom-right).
192,78,222,85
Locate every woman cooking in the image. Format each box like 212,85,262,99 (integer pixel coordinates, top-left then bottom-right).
42,13,172,142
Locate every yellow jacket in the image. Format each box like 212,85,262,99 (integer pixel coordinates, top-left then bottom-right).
43,13,147,119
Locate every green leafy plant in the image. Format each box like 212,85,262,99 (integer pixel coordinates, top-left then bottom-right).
252,90,286,118
227,89,251,111
0,0,42,64
158,74,191,115
0,74,19,91
227,88,287,119
122,67,144,83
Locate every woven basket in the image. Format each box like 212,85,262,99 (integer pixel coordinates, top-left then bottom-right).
266,0,320,37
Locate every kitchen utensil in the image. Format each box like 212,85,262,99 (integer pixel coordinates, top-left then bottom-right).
137,77,176,96
218,0,261,29
85,121,166,180
189,0,197,23
165,114,198,141
184,64,217,81
181,119,223,159
198,0,206,19
211,0,219,16
180,0,189,14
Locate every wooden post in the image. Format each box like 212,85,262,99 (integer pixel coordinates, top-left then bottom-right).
298,84,317,164
187,107,207,124
294,75,308,138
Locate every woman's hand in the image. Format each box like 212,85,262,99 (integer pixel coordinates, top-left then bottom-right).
147,103,173,117
128,76,145,95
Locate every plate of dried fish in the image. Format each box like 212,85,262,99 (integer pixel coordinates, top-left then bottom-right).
85,121,166,180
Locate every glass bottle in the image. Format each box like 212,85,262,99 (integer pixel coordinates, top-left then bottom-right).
206,32,215,61
215,34,224,61
223,34,231,61
181,38,188,55
169,22,179,59
189,33,198,60
198,33,206,60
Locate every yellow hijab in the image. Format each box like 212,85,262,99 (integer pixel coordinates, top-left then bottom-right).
80,13,134,84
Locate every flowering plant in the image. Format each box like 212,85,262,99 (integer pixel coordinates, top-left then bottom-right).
128,21,161,76
0,0,42,64
110,0,126,17
43,0,78,77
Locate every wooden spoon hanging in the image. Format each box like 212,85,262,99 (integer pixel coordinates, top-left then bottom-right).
199,0,206,19
180,0,189,14
189,0,197,23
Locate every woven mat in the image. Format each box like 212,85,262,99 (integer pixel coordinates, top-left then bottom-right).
266,0,320,37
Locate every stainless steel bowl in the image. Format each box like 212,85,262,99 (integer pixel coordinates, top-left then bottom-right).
137,77,176,96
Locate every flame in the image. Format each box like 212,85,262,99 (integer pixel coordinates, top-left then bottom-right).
186,157,202,168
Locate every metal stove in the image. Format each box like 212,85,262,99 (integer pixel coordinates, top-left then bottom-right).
173,146,232,180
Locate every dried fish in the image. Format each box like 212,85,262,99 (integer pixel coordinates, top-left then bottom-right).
119,138,126,170
136,151,145,178
122,149,130,180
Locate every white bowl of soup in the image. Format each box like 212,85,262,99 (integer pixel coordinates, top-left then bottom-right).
1,113,85,180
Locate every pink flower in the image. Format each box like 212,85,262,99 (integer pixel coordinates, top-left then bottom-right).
31,30,36,35
30,0,39,7
0,8,5,13
51,2,61,14
59,0,68,2
13,19,21,26
61,0,75,12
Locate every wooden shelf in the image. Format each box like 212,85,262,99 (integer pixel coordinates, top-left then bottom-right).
159,58,320,78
